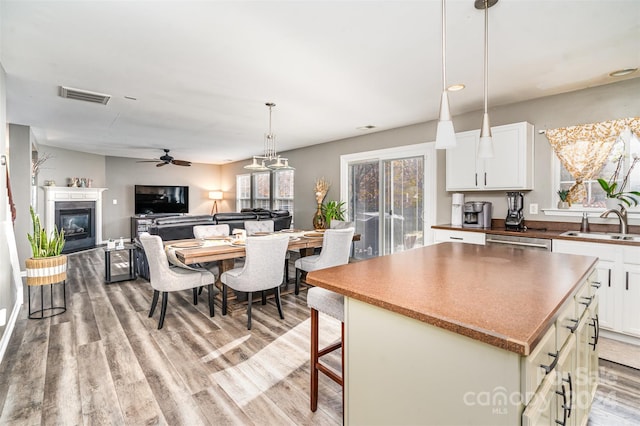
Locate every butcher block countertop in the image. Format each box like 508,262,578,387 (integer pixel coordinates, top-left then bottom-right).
306,243,597,356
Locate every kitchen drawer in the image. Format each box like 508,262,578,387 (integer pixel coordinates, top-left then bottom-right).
521,324,557,405
575,280,593,319
433,229,485,245
556,300,578,351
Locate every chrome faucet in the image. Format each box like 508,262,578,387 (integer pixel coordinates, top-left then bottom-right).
600,205,628,234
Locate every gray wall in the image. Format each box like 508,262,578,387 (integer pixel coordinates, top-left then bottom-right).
8,124,35,264
104,157,222,239
222,78,640,229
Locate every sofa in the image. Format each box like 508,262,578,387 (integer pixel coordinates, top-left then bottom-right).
147,209,292,241
136,209,292,280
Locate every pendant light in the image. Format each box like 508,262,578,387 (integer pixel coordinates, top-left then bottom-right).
476,0,497,159
245,102,294,171
434,0,456,149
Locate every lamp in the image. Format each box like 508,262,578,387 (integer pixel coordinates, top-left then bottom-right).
435,0,456,150
476,0,498,159
209,190,223,215
244,103,295,171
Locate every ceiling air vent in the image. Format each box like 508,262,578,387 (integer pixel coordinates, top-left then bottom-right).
58,86,111,105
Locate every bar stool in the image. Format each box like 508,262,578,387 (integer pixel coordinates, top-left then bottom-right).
307,286,344,412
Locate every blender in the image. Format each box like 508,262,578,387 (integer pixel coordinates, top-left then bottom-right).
505,192,525,231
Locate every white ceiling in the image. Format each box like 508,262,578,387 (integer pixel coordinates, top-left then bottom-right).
1,0,639,165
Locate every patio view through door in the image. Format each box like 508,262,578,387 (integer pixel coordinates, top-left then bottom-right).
341,143,435,260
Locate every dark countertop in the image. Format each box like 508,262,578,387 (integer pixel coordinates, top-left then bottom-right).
432,219,640,246
307,243,598,356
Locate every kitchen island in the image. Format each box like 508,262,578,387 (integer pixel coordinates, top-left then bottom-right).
307,242,599,425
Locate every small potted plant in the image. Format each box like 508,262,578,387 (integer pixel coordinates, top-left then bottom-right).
322,200,346,228
557,189,571,209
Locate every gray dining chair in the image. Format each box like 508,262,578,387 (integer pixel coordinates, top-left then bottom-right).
193,224,230,239
139,233,218,329
220,234,289,330
244,220,274,235
245,219,291,282
329,220,355,229
295,228,355,295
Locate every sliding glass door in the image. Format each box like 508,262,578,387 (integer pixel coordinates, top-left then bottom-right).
342,144,435,260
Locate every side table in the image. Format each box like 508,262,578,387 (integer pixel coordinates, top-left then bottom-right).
105,244,137,283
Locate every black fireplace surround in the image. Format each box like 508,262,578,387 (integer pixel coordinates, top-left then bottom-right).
55,201,96,253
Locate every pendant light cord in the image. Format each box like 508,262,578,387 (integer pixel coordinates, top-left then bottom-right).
483,0,489,114
442,0,447,92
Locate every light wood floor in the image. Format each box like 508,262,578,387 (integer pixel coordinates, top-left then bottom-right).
0,248,639,425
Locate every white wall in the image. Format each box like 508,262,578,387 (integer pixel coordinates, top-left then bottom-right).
0,56,24,362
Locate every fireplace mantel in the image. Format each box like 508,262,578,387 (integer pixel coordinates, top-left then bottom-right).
43,187,108,244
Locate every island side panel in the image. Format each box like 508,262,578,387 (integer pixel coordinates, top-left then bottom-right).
345,298,522,426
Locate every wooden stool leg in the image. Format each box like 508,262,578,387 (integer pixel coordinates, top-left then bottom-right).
310,308,319,412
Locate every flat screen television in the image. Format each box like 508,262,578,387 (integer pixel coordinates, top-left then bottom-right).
134,185,189,215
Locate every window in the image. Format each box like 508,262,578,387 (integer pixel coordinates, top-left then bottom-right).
236,170,295,214
273,169,294,212
252,172,271,209
556,131,640,208
236,174,251,211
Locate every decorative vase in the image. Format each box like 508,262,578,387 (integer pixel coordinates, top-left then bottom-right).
605,197,621,210
557,201,570,209
312,203,326,230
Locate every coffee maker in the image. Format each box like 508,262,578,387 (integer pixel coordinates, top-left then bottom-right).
505,192,525,231
462,201,492,228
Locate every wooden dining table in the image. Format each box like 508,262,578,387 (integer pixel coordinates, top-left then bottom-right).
168,231,332,314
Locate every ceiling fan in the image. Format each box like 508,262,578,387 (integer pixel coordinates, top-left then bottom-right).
137,149,191,167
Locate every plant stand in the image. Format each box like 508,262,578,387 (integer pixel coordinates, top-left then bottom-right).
25,255,68,319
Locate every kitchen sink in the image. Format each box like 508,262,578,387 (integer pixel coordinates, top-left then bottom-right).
560,231,640,242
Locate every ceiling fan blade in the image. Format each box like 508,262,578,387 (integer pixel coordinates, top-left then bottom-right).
172,160,192,166
136,159,161,163
156,162,168,167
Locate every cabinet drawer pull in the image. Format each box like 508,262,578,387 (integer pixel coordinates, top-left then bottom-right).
608,269,611,287
591,281,601,290
565,318,579,333
562,373,573,419
449,236,464,240
475,173,478,187
589,314,600,350
626,272,629,290
484,172,487,186
555,383,569,426
540,351,559,374
579,296,593,307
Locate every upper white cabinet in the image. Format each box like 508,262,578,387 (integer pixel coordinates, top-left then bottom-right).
446,121,535,191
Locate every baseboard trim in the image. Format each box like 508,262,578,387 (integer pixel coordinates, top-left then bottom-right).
0,298,22,364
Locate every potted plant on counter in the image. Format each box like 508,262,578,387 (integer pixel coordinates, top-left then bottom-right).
598,152,640,208
557,189,571,209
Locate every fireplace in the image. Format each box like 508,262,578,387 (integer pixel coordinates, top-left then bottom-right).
44,187,107,253
55,201,95,253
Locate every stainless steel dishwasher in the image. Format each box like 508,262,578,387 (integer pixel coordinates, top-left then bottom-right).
485,234,552,251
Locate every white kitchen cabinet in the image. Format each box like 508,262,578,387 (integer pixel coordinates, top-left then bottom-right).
432,228,485,245
553,239,640,344
446,121,534,191
621,263,640,337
